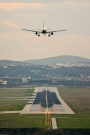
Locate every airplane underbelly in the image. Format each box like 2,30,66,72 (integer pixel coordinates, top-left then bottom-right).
42,30,47,34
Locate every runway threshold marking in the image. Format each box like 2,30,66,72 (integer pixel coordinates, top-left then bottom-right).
54,109,59,112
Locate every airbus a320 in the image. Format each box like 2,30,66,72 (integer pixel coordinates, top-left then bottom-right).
22,22,66,37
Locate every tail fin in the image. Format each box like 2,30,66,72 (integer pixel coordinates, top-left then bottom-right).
43,21,44,29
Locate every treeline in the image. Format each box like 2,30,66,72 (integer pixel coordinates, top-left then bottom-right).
0,128,90,135
0,79,90,88
0,65,90,78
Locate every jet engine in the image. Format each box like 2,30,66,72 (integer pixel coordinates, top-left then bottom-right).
51,32,53,35
35,32,38,35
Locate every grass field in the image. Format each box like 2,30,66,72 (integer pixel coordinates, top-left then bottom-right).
56,87,90,129
0,86,90,129
0,88,34,111
0,87,46,128
58,87,90,114
0,114,45,128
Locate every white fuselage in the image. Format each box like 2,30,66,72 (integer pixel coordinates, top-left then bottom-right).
41,27,47,34
22,22,66,36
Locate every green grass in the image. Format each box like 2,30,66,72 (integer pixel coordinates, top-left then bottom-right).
0,87,34,111
56,114,90,129
0,87,45,128
0,88,34,97
58,87,90,114
51,113,90,129
0,102,26,111
0,114,45,128
56,87,90,128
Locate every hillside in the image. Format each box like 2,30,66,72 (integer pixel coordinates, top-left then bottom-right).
0,56,90,66
0,60,28,66
24,55,90,65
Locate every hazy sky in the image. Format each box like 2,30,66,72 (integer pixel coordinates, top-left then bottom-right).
0,0,90,60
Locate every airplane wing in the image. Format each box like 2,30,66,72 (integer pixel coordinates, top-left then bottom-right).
22,29,41,33
47,29,67,33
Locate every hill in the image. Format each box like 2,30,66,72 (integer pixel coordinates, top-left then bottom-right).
0,56,90,66
24,55,90,65
0,60,28,66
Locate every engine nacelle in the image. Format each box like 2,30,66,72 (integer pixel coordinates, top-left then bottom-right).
35,32,38,35
51,32,53,35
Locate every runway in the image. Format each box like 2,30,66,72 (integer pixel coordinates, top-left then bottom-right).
20,87,74,114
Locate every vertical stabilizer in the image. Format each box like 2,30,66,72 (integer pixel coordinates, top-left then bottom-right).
43,21,44,29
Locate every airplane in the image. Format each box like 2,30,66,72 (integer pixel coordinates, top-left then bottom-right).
22,22,67,37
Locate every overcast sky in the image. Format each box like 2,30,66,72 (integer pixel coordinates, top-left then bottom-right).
0,0,90,61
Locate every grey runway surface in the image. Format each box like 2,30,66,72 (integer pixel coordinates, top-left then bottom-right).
21,87,74,114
